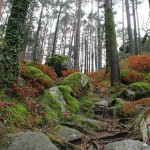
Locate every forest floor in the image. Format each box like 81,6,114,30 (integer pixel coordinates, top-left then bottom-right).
72,114,150,149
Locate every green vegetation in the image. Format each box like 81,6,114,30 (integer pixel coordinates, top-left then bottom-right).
46,54,70,76
1,104,30,128
115,99,126,116
37,90,62,115
129,82,150,92
145,73,150,83
60,72,89,95
58,85,79,113
79,91,99,114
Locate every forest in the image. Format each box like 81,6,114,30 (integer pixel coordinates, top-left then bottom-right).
0,0,150,149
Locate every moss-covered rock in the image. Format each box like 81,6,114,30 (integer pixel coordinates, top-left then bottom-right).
56,126,82,142
21,66,54,87
46,54,71,77
58,85,79,113
79,91,99,114
37,90,62,115
76,118,101,130
60,72,89,96
114,98,126,116
121,82,150,101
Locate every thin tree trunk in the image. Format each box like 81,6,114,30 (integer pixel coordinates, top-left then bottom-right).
135,0,142,52
132,0,138,54
33,5,44,61
74,0,81,69
97,0,102,69
52,5,63,56
125,0,135,54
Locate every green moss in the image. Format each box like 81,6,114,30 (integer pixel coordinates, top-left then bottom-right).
129,82,150,91
0,90,20,102
60,72,89,94
1,104,30,127
37,90,61,115
145,73,150,82
120,69,131,78
58,85,79,113
115,99,126,116
79,91,99,116
21,66,53,86
77,118,101,130
46,54,70,77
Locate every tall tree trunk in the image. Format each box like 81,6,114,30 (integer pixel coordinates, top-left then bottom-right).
105,0,120,85
95,34,98,71
33,5,43,61
22,2,35,60
74,0,81,69
122,0,126,58
52,5,63,56
132,0,138,54
135,0,142,52
0,0,30,90
125,0,135,54
97,0,102,69
84,33,87,73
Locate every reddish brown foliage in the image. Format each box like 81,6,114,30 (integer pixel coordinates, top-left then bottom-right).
12,78,45,99
124,71,145,84
87,69,107,84
128,53,150,72
61,69,80,77
27,101,44,128
124,98,150,118
12,83,38,99
32,63,58,81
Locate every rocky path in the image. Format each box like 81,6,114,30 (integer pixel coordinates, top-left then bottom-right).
71,114,133,150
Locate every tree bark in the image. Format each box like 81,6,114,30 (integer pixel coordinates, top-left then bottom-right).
132,0,138,54
74,0,81,69
0,0,30,90
125,0,135,54
105,0,120,85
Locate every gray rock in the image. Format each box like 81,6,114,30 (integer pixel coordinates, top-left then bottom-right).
94,99,108,107
106,107,117,117
0,132,59,150
103,139,150,150
78,118,101,130
124,89,136,100
109,98,124,107
50,87,66,112
58,127,82,142
80,73,89,87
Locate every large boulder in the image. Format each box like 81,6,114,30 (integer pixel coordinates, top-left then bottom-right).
57,126,82,142
103,139,150,150
121,82,150,101
0,132,59,150
60,72,89,95
50,87,66,112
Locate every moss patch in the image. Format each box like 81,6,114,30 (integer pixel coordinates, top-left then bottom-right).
21,66,54,87
115,99,126,116
129,82,150,92
145,73,150,83
1,104,30,129
58,85,79,113
36,90,62,115
60,72,89,96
